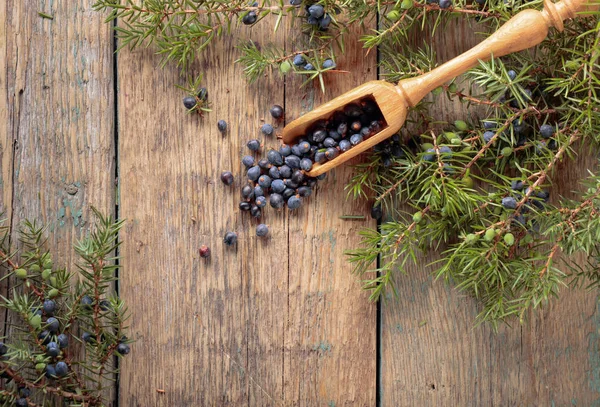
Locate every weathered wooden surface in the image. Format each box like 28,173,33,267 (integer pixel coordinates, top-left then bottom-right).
1,0,116,402
380,20,600,406
3,2,600,406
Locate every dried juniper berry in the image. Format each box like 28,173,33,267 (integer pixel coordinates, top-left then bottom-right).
344,103,362,117
502,197,518,209
337,122,348,136
270,193,285,209
255,196,267,208
287,195,302,210
261,123,274,136
323,137,337,148
285,179,299,189
298,141,311,154
199,245,211,259
43,299,56,316
117,343,131,355
247,165,261,182
339,139,351,152
270,105,284,119
251,205,262,218
314,151,327,163
267,149,284,166
283,188,296,200
279,145,292,156
220,171,234,186
312,129,327,143
256,224,269,237
224,232,238,246
360,127,372,137
322,59,336,69
291,144,302,156
350,134,363,145
254,185,265,197
308,4,325,18
285,155,301,169
371,204,383,220
242,11,257,24
279,165,292,179
258,175,272,189
247,139,261,152
46,342,60,357
297,186,312,197
293,54,306,66
350,121,362,132
239,202,251,211
269,166,281,179
183,96,197,110
291,170,305,184
217,120,227,133
271,179,286,194
242,155,255,168
300,158,313,171
539,124,555,138
241,184,255,200
258,158,271,170
325,147,339,160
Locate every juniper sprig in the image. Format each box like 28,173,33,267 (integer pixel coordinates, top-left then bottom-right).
0,209,131,406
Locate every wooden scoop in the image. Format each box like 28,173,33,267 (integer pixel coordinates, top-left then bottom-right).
282,0,598,177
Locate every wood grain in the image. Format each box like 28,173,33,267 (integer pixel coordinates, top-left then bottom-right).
283,22,378,406
1,0,116,402
380,18,600,406
116,22,289,405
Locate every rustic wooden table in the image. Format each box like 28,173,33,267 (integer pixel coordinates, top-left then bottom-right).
2,1,600,405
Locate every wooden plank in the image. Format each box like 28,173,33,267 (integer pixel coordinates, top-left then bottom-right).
117,23,288,405
380,19,600,405
283,26,378,406
1,0,116,402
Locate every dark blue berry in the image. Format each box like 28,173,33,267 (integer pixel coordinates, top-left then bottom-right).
256,224,269,237
45,364,57,378
57,334,68,349
502,197,517,209
307,15,319,25
322,59,336,69
297,186,312,197
314,151,327,163
16,398,28,407
507,70,517,80
512,119,525,134
339,140,351,152
197,88,208,101
319,14,332,30
279,165,292,179
439,146,452,155
290,169,304,183
43,299,56,316
247,139,261,152
220,171,234,186
283,188,296,200
242,11,257,24
312,129,327,143
439,0,451,8
18,388,31,398
270,105,284,119
290,0,301,4
511,180,525,191
287,196,302,210
308,4,325,18
483,131,495,143
258,158,271,170
483,120,496,130
536,190,550,201
298,141,311,154
258,175,272,189
46,342,60,357
251,205,262,218
242,155,255,168
46,317,59,333
242,185,255,200
337,123,348,136
325,147,339,160
539,124,554,138
217,120,227,133
38,330,51,345
224,232,238,246
247,166,261,181
271,179,286,193
293,54,306,66
423,148,435,162
285,155,301,169
350,134,363,145
323,137,337,148
279,145,292,156
304,63,315,70
316,173,326,181
344,103,362,117
269,166,281,179
82,332,94,343
256,196,268,208
270,193,285,209
300,158,313,171
360,127,372,137
117,343,131,355
261,123,274,136
240,202,251,211
371,204,383,220
267,150,284,166
535,141,547,154
285,179,299,189
183,96,196,109
55,361,68,377
0,342,7,355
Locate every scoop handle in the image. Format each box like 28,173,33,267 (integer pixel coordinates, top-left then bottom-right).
396,0,599,106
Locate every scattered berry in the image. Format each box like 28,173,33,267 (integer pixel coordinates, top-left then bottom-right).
39,331,51,345
223,232,238,246
199,245,211,259
198,88,208,101
270,105,284,119
117,343,131,355
287,195,302,210
15,268,27,279
258,175,272,189
217,120,227,133
255,196,267,207
242,155,255,168
240,202,251,211
0,342,7,355
82,332,94,343
256,224,269,237
267,149,284,166
247,166,261,182
270,193,285,209
220,171,234,186
261,123,274,136
183,96,196,110
242,184,255,200
247,139,261,152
